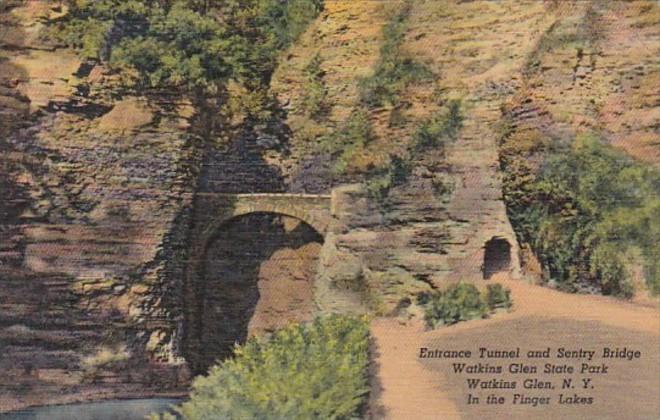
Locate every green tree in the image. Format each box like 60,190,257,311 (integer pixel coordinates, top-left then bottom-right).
154,315,370,420
54,0,324,136
301,53,328,118
509,133,660,296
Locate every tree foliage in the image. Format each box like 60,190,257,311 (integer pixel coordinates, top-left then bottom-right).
154,315,370,420
55,0,323,96
502,132,660,296
411,99,463,152
109,3,233,95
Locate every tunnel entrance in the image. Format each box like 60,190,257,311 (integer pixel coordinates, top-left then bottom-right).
185,212,323,373
482,237,511,279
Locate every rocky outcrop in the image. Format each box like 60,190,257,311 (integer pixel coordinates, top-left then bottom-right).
279,0,562,316
0,1,200,411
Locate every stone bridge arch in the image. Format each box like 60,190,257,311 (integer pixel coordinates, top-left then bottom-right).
197,193,332,252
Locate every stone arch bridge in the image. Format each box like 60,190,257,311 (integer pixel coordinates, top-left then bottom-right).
185,191,334,306
190,192,333,258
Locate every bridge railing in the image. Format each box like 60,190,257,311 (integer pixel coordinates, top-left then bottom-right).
194,192,332,199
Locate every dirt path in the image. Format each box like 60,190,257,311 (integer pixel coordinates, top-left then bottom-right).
368,276,660,420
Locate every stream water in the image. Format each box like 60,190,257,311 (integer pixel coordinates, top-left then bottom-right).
1,398,183,420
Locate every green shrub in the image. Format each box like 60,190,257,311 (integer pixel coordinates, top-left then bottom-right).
358,2,433,108
261,0,325,49
321,110,375,175
301,53,328,118
411,100,463,153
365,155,412,202
421,283,514,328
501,131,660,297
158,315,370,420
423,283,488,328
485,284,513,310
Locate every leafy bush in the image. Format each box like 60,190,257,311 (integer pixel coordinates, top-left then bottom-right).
321,110,375,175
358,2,433,108
156,315,370,420
365,155,412,202
485,284,513,310
301,53,328,118
422,282,513,328
501,131,660,297
411,99,463,153
423,283,488,327
49,1,153,60
262,0,324,49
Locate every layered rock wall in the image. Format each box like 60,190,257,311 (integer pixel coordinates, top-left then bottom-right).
0,2,200,410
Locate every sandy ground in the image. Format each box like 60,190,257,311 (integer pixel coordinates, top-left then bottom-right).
368,275,660,420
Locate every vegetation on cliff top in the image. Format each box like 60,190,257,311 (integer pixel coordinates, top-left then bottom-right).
50,0,323,132
152,315,370,420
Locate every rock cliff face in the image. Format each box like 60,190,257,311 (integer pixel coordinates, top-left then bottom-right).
514,1,659,166
272,0,560,313
0,1,199,410
273,0,659,315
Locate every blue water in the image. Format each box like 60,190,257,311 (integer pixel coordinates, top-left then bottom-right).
0,398,182,420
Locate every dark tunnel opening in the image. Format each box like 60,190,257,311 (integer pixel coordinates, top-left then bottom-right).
185,212,323,373
482,237,512,280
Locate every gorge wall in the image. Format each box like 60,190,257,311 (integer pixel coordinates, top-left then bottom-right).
0,1,200,409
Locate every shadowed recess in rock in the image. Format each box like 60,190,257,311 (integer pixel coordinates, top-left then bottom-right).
185,212,323,373
483,237,512,280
